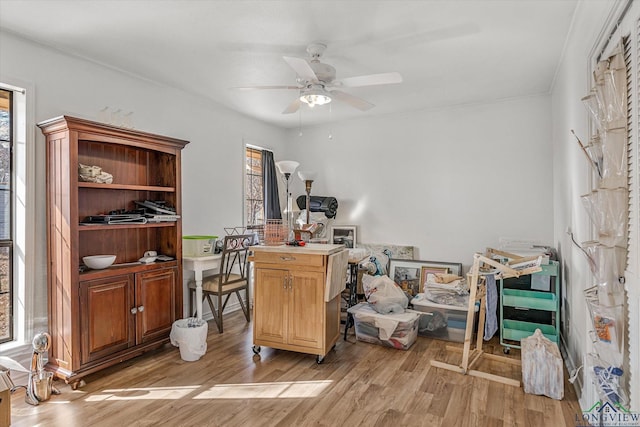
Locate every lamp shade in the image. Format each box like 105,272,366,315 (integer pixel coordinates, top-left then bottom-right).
297,171,317,182
276,160,300,176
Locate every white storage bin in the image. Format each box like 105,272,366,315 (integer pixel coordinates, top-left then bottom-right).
411,298,469,343
347,302,419,350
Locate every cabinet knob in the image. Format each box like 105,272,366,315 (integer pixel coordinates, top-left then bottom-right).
130,307,138,314
280,256,296,261
288,275,293,289
138,306,145,312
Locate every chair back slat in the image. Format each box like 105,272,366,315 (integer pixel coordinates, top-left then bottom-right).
218,234,253,285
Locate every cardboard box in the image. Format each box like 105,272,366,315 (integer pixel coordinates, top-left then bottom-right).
0,372,10,427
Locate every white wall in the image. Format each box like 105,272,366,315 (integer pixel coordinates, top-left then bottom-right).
283,95,554,269
551,0,630,410
0,30,288,330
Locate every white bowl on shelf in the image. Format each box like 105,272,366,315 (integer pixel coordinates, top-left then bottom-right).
83,255,116,269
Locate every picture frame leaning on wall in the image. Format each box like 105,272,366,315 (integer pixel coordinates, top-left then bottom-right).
389,259,463,296
330,225,357,248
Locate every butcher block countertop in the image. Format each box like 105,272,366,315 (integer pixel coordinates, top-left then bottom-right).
251,243,345,256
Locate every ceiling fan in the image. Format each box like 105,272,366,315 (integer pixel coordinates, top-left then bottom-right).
236,43,402,114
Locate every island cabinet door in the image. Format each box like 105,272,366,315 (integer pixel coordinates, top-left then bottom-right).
287,270,324,349
135,267,178,344
80,274,136,365
254,267,288,345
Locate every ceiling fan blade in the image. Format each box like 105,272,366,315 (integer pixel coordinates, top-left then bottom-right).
233,85,301,90
283,56,318,82
282,98,302,114
329,90,375,111
335,72,402,88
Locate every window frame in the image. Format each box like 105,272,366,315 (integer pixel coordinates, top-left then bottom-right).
0,88,14,344
0,78,37,354
245,145,264,228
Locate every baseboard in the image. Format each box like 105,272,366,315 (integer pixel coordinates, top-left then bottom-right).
560,333,585,403
198,299,247,322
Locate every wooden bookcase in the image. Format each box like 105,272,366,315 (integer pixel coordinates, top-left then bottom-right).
38,116,189,388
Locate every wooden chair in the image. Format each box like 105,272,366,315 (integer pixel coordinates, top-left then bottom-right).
188,234,253,333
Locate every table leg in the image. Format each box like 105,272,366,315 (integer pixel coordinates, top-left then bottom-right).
194,270,203,320
344,263,358,340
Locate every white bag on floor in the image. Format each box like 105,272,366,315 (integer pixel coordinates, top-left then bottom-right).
361,274,408,314
521,329,564,400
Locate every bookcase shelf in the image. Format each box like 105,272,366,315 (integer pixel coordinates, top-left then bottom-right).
78,182,176,192
79,222,176,231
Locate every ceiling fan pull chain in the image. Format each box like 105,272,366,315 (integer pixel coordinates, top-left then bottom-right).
328,103,333,140
298,108,303,137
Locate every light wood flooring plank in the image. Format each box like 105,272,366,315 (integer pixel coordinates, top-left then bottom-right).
8,311,583,426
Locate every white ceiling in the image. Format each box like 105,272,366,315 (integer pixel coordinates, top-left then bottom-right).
0,0,579,129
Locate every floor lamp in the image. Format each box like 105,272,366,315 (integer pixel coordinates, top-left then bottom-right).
297,171,317,225
276,160,299,241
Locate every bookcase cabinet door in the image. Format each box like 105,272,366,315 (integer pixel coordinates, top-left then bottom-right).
136,267,178,344
80,274,135,365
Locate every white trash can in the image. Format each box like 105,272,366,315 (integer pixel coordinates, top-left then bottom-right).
170,318,208,361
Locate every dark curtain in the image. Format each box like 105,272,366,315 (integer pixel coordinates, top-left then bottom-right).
262,150,282,220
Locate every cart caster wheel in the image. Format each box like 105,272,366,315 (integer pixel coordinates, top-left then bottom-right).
252,345,261,355
316,355,324,364
503,347,510,354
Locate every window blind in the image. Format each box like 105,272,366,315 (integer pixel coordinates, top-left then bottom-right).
626,16,640,411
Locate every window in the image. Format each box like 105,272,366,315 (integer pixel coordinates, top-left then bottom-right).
245,146,264,235
0,89,13,344
0,80,32,350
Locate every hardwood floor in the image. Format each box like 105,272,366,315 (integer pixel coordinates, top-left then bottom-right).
9,311,583,426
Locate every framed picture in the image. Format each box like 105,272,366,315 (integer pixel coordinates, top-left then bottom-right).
388,259,463,296
330,225,357,248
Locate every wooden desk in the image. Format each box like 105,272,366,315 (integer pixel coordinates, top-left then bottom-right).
183,253,223,319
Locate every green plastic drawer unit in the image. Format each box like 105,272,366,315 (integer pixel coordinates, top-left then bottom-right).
536,262,559,277
501,260,559,289
501,320,558,343
501,289,558,311
499,260,560,352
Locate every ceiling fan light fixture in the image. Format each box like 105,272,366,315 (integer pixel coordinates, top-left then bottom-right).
299,86,331,108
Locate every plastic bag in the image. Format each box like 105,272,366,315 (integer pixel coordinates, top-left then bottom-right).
521,329,564,400
585,286,624,367
361,274,408,314
588,353,628,406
